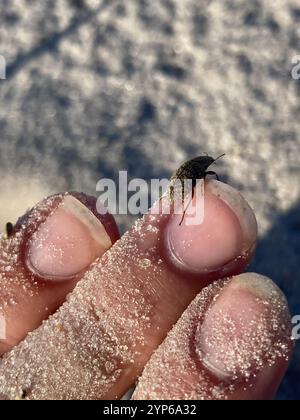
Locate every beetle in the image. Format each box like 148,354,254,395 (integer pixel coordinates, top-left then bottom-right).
169,153,225,225
6,222,14,238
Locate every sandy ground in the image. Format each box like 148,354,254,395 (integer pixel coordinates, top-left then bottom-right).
0,0,299,399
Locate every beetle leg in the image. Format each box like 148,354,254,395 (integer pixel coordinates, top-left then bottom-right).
179,200,191,226
179,184,196,226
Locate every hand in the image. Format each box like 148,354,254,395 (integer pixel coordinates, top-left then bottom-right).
0,181,293,400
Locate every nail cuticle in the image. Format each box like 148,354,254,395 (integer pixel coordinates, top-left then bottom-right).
165,233,249,276
25,253,84,281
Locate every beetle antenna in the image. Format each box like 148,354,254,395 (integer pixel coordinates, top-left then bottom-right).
213,153,226,163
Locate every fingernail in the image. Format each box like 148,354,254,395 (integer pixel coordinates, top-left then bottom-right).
26,195,112,280
165,180,257,273
195,273,292,382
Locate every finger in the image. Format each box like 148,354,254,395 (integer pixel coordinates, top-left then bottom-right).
133,273,293,400
0,180,257,400
0,192,119,355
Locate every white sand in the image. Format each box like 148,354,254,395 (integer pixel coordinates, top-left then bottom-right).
0,0,299,399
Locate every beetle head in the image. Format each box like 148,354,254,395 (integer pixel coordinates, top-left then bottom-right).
192,153,225,170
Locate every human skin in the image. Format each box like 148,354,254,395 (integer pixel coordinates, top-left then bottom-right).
0,181,293,400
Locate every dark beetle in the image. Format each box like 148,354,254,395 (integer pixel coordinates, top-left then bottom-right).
6,222,14,238
169,153,225,225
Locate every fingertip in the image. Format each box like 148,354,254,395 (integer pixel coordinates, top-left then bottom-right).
0,192,119,355
195,273,292,384
133,273,293,400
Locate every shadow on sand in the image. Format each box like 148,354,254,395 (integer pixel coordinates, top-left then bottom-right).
249,201,300,400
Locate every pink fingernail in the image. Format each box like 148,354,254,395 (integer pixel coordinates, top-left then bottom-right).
26,195,112,281
195,273,292,382
165,180,257,273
